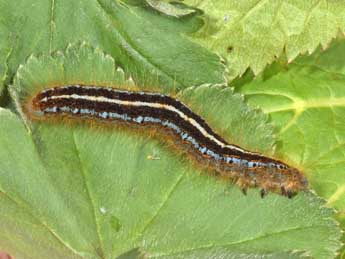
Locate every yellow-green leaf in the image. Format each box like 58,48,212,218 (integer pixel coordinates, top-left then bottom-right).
184,0,345,79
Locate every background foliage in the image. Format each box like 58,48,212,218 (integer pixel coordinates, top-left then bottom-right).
0,0,344,258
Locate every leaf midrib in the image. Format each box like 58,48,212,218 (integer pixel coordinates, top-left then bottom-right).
256,96,345,114
72,131,105,259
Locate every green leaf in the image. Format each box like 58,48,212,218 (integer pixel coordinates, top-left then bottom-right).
236,39,345,258
335,212,345,259
0,1,11,92
184,0,345,79
143,249,312,259
0,0,225,95
295,37,345,76
2,44,341,258
236,41,345,212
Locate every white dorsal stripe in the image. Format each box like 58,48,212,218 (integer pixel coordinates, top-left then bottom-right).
41,93,257,154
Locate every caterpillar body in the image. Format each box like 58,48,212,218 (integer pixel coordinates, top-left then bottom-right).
27,85,308,198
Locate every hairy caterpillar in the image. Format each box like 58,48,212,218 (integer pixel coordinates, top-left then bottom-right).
27,85,308,198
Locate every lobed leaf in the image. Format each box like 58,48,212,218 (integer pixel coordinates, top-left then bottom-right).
236,39,345,258
236,39,345,213
0,0,226,97
0,44,341,259
184,0,345,79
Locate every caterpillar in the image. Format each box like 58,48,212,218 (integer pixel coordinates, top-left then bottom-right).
27,84,308,198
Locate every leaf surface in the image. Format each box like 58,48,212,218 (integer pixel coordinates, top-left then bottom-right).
237,39,345,212
184,0,345,79
0,0,225,96
236,39,345,258
0,44,341,259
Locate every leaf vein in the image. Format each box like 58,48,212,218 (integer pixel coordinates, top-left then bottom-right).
49,0,56,53
0,188,83,258
72,131,105,259
93,0,186,88
134,170,186,243
150,225,323,257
